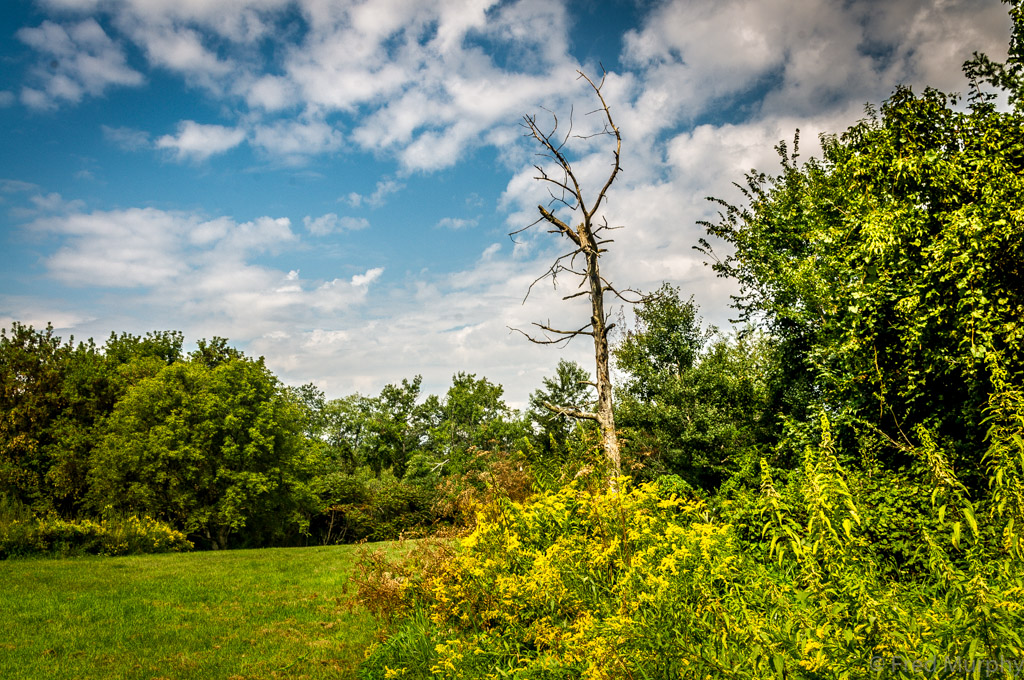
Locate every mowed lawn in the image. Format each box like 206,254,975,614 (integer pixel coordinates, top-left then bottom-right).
0,543,403,680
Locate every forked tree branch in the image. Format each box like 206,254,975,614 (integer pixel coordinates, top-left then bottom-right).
509,68,630,482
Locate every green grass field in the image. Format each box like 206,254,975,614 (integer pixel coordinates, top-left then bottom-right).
0,543,400,680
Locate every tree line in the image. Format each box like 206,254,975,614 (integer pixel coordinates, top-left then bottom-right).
0,286,779,553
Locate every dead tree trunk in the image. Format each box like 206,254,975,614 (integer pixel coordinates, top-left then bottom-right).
512,71,636,485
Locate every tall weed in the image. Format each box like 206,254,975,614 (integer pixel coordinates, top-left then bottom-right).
360,408,1024,678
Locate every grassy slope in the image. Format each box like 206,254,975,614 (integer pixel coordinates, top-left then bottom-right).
0,543,402,680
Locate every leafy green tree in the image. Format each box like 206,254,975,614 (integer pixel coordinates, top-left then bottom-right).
368,376,426,476
432,373,527,464
698,48,1024,476
0,323,121,514
285,382,329,440
189,336,243,367
614,283,713,396
322,393,375,472
102,330,183,366
528,359,594,453
613,288,774,488
1,323,71,509
89,352,314,549
320,377,431,477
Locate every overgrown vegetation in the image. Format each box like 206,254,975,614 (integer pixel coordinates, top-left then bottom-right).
354,3,1024,678
5,3,1024,678
0,495,191,559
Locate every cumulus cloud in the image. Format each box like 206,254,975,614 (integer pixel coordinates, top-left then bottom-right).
17,19,144,109
250,116,344,161
620,0,1010,128
7,0,1016,406
351,267,384,287
30,207,192,287
240,74,298,111
16,0,587,168
124,22,235,90
1,179,40,195
21,204,384,349
0,297,95,332
155,120,246,161
245,245,596,406
8,191,88,219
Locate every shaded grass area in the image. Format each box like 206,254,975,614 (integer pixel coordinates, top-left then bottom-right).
0,543,404,680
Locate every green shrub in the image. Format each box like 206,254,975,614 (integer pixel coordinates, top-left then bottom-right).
313,467,438,543
361,411,1024,679
0,505,192,559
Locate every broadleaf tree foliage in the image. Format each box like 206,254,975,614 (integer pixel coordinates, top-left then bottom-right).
512,70,640,483
697,66,1024,479
613,285,775,489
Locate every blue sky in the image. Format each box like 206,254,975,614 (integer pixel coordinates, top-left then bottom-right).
0,0,1013,406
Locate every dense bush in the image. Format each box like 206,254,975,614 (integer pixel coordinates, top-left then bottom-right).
1,497,192,558
357,387,1024,678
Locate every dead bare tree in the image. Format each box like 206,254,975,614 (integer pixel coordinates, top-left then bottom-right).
511,70,638,484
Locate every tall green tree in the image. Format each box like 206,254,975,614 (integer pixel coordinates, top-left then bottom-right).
433,372,525,461
89,351,314,549
699,16,1024,475
528,359,594,455
613,287,773,487
0,323,121,514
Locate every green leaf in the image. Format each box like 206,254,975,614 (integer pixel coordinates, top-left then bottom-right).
963,506,979,538
772,654,785,676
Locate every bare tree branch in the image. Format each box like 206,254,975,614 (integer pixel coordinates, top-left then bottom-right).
542,401,599,422
533,320,593,337
508,69,636,484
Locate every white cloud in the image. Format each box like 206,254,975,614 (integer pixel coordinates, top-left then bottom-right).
1,179,40,194
345,178,405,208
30,207,192,287
9,0,1017,408
9,191,88,219
240,74,297,111
620,0,1011,128
17,19,144,109
0,296,95,331
155,120,246,161
19,0,586,169
20,204,386,352
40,0,290,42
126,22,234,86
250,116,343,161
351,267,384,287
220,216,295,253
303,213,370,235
